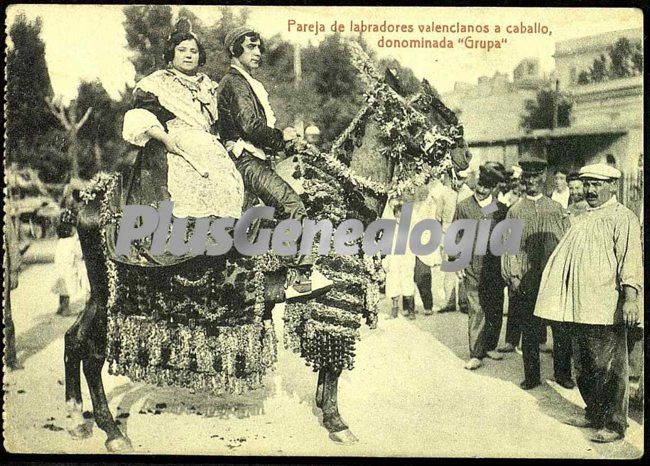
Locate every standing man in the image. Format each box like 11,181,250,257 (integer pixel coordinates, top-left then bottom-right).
418,174,458,313
551,168,570,209
454,164,508,370
217,26,331,299
565,171,589,221
535,164,642,443
501,157,573,390
455,169,474,203
498,165,523,208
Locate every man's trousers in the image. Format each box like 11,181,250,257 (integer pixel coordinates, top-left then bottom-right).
511,290,572,383
505,287,522,347
569,323,629,435
466,274,504,359
414,257,433,312
234,153,310,266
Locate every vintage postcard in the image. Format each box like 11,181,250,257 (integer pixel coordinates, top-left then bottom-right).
3,3,644,458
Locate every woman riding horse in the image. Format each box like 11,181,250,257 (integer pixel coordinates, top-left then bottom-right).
61,29,471,451
122,18,244,219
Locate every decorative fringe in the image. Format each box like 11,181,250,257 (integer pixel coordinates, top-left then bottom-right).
107,313,277,395
301,319,359,372
284,297,362,372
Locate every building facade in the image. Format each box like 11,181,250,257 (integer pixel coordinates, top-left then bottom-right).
441,58,550,173
444,28,643,211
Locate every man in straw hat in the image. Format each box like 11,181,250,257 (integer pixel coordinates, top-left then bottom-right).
535,163,642,443
217,26,332,301
501,156,573,390
454,163,509,370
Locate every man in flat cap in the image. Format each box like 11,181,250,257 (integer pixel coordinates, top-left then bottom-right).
501,156,573,390
453,164,509,369
535,163,642,443
217,26,331,300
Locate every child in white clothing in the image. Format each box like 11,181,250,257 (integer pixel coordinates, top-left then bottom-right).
51,222,90,315
382,199,416,319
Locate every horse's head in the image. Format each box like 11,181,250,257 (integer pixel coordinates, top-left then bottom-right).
409,79,471,174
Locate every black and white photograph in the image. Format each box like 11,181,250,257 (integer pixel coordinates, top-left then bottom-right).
3,4,644,458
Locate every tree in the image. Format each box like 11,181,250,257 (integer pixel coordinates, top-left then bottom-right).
521,88,572,131
631,42,643,75
6,13,56,161
75,80,132,176
45,96,93,179
577,70,590,85
199,6,251,80
608,37,644,79
608,38,634,78
590,54,609,82
18,129,70,184
576,37,643,86
123,5,174,79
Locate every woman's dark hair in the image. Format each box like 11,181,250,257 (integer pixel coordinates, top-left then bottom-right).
567,171,581,182
56,221,74,239
164,31,206,66
229,32,265,58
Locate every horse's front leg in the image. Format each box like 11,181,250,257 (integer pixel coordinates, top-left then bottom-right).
315,369,325,408
82,349,132,452
80,311,132,453
320,368,358,444
64,311,91,439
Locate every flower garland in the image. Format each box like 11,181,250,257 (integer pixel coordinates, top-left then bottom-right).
80,172,115,205
288,42,463,201
289,139,388,196
89,173,121,309
330,105,372,155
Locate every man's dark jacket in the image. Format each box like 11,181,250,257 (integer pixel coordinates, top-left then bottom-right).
216,66,284,152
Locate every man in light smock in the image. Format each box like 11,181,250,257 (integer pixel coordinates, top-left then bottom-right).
534,163,642,443
413,175,458,314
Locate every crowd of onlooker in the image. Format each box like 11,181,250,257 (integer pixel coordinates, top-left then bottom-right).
383,157,643,444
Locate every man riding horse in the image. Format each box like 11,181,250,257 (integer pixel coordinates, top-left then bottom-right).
122,19,330,300
61,19,470,452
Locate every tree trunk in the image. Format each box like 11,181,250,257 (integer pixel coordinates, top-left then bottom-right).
93,142,103,172
68,129,80,179
293,43,302,87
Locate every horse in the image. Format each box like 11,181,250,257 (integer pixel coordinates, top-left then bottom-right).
61,47,470,453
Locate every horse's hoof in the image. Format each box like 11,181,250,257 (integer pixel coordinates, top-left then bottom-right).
105,435,133,453
328,428,359,445
67,423,93,439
